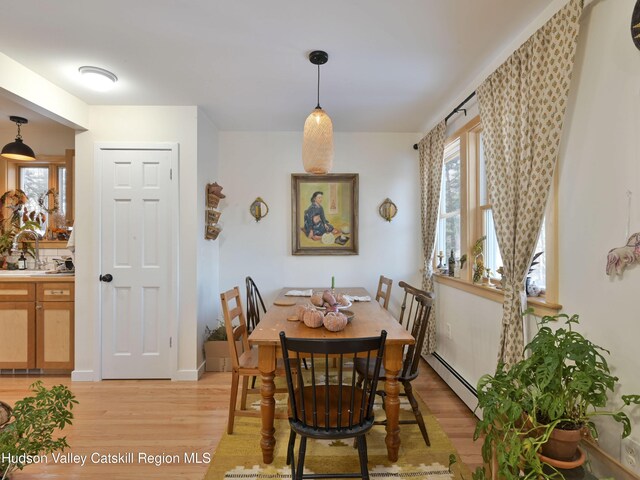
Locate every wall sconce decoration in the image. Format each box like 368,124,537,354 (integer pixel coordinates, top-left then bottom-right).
632,0,640,50
205,182,225,240
378,198,398,222
250,197,269,222
2,116,36,161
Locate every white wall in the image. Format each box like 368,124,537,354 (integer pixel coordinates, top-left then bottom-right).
0,52,88,130
218,132,422,312
74,105,201,381
196,109,219,370
433,0,640,459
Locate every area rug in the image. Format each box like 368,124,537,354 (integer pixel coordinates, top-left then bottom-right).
204,384,471,480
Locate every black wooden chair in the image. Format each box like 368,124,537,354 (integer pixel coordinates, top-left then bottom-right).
356,286,433,447
245,276,266,333
280,331,387,480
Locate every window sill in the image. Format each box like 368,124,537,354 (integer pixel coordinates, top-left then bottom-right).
433,273,562,317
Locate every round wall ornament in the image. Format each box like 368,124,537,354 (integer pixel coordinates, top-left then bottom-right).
632,0,640,50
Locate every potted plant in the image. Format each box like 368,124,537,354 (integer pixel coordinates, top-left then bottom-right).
473,313,640,480
203,322,242,372
0,381,77,479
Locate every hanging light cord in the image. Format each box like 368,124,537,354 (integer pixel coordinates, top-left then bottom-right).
316,64,321,109
15,121,23,140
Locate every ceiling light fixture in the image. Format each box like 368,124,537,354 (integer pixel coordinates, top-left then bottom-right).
1,116,36,161
302,50,334,174
78,66,118,91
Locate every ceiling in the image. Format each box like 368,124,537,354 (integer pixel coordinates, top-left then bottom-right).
0,0,553,133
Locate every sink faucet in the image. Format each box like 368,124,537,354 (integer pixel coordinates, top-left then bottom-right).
13,230,44,270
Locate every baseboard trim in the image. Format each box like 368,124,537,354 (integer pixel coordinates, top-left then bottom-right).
197,360,206,380
424,353,479,416
173,369,201,381
71,370,97,382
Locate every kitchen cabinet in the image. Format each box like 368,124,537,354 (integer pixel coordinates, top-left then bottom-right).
0,280,74,370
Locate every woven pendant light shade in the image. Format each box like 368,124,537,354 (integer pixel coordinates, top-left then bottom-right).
303,107,334,174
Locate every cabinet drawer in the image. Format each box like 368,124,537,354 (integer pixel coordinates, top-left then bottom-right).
37,283,74,302
0,282,36,302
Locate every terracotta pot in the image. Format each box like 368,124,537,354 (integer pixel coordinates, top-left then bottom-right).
540,426,584,463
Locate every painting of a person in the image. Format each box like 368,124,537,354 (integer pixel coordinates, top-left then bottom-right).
303,191,339,240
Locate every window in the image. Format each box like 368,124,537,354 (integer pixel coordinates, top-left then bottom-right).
436,139,462,260
433,116,558,308
7,153,73,240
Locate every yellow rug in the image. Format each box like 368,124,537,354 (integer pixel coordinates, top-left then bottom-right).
205,386,471,480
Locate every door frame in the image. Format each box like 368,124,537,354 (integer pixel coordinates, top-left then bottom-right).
94,142,179,380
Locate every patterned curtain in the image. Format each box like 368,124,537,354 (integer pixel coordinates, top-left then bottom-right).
477,0,582,366
419,120,446,356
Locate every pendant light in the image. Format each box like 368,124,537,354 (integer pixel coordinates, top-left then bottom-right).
302,50,334,174
1,116,36,161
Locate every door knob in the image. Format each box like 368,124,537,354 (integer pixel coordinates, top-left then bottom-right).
99,274,113,283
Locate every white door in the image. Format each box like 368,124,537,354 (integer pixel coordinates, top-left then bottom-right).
99,145,177,379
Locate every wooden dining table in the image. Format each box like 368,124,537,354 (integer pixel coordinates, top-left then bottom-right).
247,287,415,464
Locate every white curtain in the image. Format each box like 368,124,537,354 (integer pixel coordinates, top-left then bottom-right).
419,120,446,356
477,0,583,366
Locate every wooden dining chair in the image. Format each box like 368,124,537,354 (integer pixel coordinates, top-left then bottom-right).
245,276,266,333
375,275,393,310
356,291,433,447
280,331,387,480
220,286,290,434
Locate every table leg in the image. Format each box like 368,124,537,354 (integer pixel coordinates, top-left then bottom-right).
384,344,403,462
258,345,277,464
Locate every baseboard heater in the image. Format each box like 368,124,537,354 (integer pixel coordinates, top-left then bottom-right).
431,352,478,398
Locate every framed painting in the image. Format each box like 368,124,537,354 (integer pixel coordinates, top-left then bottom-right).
291,173,358,255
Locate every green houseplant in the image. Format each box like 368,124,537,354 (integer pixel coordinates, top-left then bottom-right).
473,313,640,480
204,322,238,372
0,381,78,479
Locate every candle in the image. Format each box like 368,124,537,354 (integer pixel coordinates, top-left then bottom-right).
331,276,335,289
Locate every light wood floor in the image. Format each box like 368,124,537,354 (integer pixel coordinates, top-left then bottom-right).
0,361,482,479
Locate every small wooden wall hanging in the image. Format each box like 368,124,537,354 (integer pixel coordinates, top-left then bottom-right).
205,182,225,240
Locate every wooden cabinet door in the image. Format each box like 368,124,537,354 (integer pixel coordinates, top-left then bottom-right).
36,302,74,370
0,302,36,368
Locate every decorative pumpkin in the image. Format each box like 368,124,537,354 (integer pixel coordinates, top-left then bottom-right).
303,308,324,328
323,312,348,332
310,294,324,307
296,304,311,320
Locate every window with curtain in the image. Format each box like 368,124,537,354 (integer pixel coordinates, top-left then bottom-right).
433,115,558,308
435,138,462,262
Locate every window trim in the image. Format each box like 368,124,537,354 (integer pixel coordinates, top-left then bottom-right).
6,150,74,245
433,115,561,312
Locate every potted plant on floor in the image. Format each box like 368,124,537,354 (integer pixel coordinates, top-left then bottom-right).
204,322,242,372
472,313,640,480
0,381,77,479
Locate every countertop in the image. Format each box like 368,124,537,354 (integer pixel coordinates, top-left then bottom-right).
0,272,75,282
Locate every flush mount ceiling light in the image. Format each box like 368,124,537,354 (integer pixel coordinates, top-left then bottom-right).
302,50,334,174
78,66,118,91
1,116,36,161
